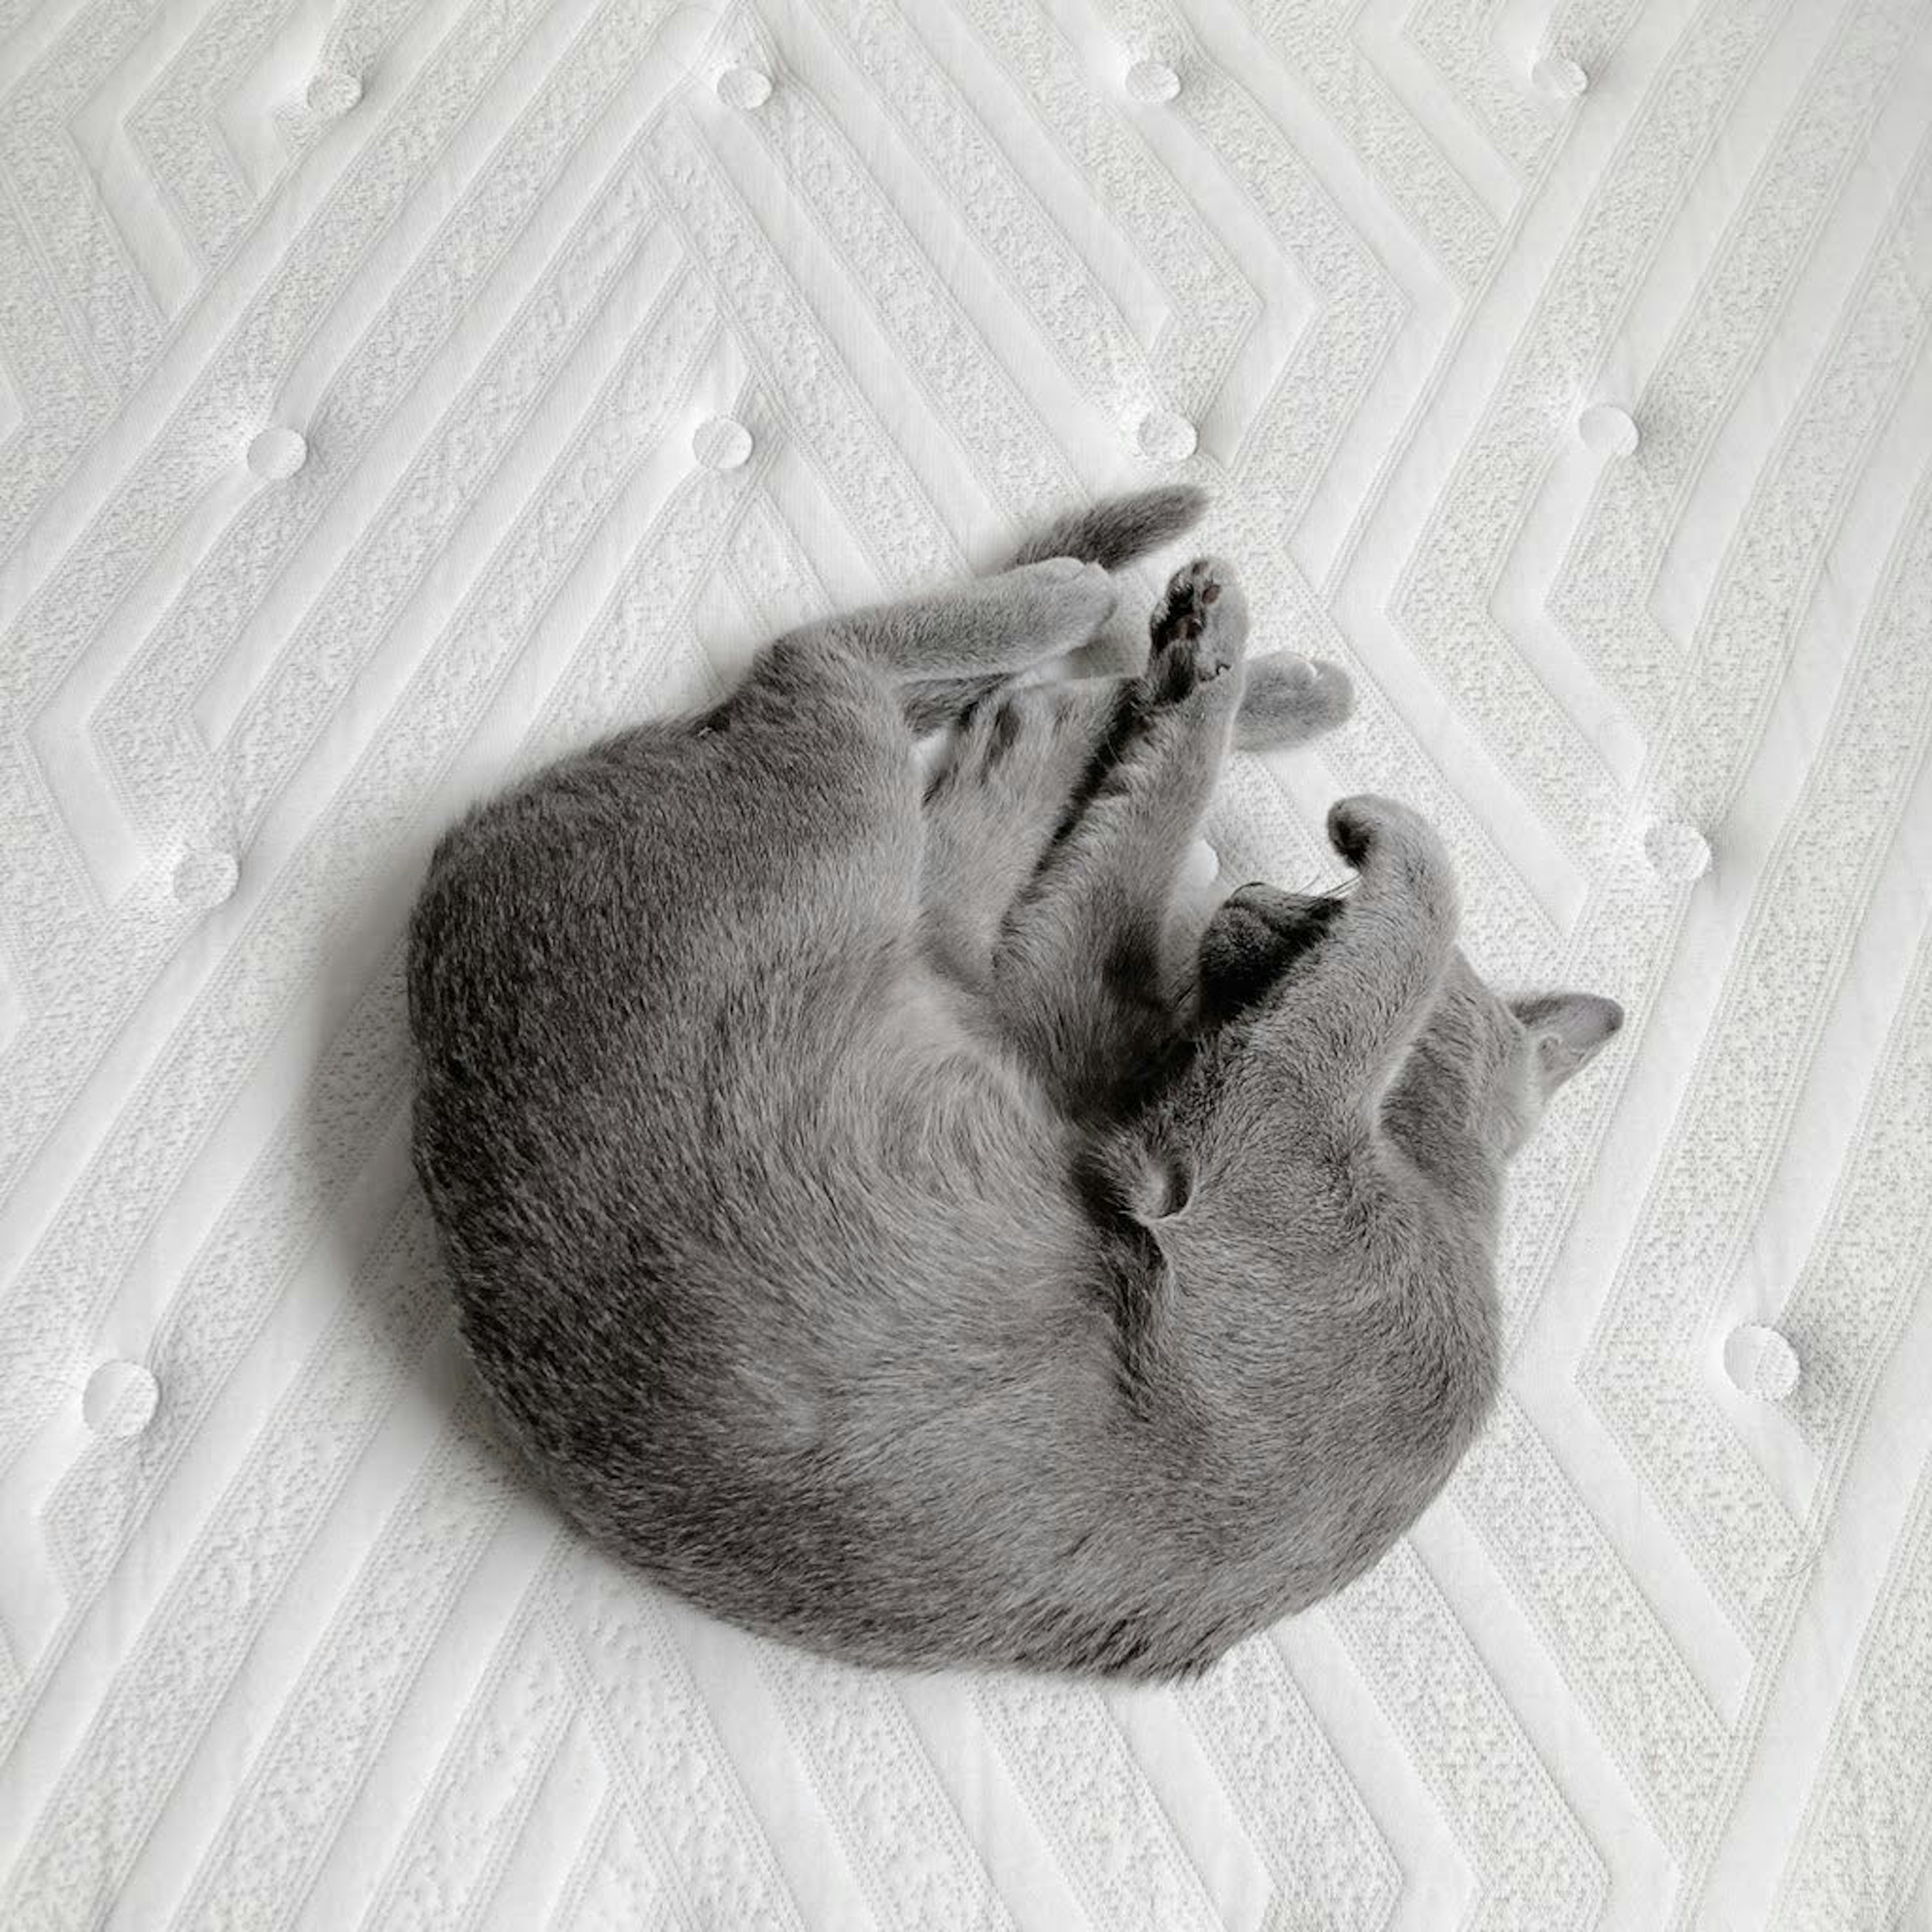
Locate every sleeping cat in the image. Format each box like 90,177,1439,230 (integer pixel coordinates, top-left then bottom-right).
407,487,1622,1679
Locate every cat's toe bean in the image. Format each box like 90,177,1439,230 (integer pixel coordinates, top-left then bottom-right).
1151,555,1247,684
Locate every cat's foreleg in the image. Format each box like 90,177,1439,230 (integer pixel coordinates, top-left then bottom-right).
1250,794,1459,1106
918,681,1121,986
989,556,1250,1116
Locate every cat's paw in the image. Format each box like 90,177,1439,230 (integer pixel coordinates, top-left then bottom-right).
1328,793,1404,868
1234,654,1353,751
1149,555,1248,698
1326,795,1453,907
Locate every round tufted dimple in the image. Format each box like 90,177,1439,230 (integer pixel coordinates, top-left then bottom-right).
247,426,308,480
1642,818,1711,882
305,69,363,117
1125,60,1182,104
174,847,239,908
1532,54,1588,101
692,417,753,471
84,1360,159,1438
1724,1324,1800,1402
716,65,772,110
1137,410,1197,462
1578,404,1639,457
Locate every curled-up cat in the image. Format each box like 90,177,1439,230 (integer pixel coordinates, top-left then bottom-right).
407,488,1622,1680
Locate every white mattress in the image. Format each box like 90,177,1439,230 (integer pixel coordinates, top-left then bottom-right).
4,0,1931,1925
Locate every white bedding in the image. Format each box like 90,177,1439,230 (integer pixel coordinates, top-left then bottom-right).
4,0,1931,1925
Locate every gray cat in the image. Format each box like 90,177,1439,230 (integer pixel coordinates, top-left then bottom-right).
407,487,1621,1679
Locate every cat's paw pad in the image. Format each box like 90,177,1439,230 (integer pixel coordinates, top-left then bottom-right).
1150,555,1248,694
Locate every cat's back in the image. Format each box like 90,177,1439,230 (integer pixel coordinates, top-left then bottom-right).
400,717,1180,1665
408,717,908,1119
404,718,1064,1381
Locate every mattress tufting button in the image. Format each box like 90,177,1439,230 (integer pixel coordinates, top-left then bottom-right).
84,1360,159,1439
305,69,363,117
1578,404,1639,457
717,65,773,110
1724,1324,1800,1402
1126,60,1182,104
1642,818,1711,882
1532,53,1588,101
692,417,753,470
174,847,240,908
247,426,308,479
1138,410,1196,462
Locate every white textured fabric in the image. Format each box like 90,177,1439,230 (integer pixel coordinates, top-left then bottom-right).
4,1,1931,1926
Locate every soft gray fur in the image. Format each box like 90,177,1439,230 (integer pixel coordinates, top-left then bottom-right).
407,489,1622,1680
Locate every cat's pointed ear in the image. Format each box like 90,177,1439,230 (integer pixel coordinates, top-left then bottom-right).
1510,993,1624,1094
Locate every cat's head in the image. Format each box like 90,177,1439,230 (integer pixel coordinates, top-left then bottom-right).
1195,883,1623,1158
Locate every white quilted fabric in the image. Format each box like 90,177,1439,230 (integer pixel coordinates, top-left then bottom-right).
4,0,1931,1925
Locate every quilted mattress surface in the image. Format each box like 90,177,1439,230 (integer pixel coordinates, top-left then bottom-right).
5,0,1932,1925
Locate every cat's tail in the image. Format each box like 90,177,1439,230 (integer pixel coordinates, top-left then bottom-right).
1009,486,1208,572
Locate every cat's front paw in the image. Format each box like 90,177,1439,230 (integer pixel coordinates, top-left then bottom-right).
1149,555,1248,699
1327,794,1397,867
1326,795,1453,909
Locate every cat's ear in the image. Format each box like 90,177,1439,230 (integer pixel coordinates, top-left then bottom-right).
1510,993,1624,1094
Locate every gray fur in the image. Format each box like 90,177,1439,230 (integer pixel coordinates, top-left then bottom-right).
407,489,1621,1680
1009,481,1209,569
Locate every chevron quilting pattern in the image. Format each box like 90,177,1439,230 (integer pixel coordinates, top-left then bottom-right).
3,1,1931,1926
